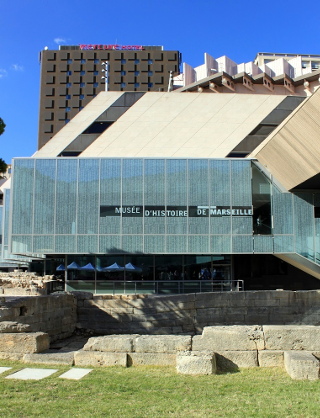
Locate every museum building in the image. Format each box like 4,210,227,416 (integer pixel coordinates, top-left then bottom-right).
6,82,320,293
3,49,320,293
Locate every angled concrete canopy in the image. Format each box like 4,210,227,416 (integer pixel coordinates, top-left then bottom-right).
80,92,286,158
249,87,320,190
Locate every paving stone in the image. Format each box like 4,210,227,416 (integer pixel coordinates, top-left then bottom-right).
0,367,11,374
59,368,92,380
5,368,58,380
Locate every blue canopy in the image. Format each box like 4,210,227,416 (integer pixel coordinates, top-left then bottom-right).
67,261,80,270
80,263,96,271
124,263,142,273
103,262,124,272
56,264,66,271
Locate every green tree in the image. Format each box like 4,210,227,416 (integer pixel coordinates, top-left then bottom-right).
0,118,5,136
0,118,7,175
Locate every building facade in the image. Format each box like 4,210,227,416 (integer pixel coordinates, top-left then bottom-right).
38,45,181,149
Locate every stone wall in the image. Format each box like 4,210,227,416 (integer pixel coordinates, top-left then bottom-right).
0,294,77,342
75,290,320,335
0,272,57,296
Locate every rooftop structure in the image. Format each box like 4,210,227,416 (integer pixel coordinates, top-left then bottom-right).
173,52,320,95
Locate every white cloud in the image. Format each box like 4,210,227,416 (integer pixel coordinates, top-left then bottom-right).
0,69,7,79
12,64,24,72
54,37,67,45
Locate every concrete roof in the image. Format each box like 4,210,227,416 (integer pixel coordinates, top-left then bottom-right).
249,87,320,190
80,92,286,158
34,92,124,158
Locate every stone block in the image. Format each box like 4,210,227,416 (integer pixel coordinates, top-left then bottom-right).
128,352,176,366
215,351,258,371
0,321,31,333
258,350,284,368
192,326,264,351
70,291,93,300
176,351,216,375
264,326,320,351
0,351,24,361
74,350,127,367
135,335,192,353
23,351,74,365
83,335,137,353
284,351,320,380
0,332,50,354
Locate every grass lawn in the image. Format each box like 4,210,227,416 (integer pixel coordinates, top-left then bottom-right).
0,361,319,417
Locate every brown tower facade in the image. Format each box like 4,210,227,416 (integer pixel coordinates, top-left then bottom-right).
38,45,181,149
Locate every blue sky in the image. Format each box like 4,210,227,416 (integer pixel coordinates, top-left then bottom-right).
1,0,319,163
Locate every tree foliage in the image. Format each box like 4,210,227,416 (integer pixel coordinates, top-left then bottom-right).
0,158,7,174
0,118,5,136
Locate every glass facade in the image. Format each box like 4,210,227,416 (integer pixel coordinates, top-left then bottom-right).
9,157,320,277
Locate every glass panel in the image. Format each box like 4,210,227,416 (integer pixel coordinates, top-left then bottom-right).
99,235,121,253
254,236,274,253
56,159,78,234
210,217,231,235
12,236,32,254
122,159,143,205
55,235,76,253
210,235,231,253
12,159,35,234
274,235,294,252
209,160,231,206
166,235,187,253
122,235,143,253
155,255,183,281
33,236,54,253
77,159,99,234
166,160,187,205
252,163,272,235
293,194,314,260
77,235,98,253
232,235,253,252
3,189,10,246
232,217,252,235
231,160,251,206
34,160,56,234
188,235,209,253
144,235,165,253
272,188,293,234
315,219,320,264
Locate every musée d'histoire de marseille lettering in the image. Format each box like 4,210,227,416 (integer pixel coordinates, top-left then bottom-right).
2,47,320,294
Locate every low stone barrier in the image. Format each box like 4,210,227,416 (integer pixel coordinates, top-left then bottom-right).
73,325,320,378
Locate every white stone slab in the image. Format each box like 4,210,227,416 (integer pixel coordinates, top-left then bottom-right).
0,367,11,374
59,368,93,380
5,368,58,380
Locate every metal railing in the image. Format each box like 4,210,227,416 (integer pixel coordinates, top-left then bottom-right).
65,279,244,295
